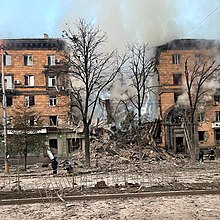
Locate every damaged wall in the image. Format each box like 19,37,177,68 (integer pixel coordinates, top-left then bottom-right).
157,39,220,152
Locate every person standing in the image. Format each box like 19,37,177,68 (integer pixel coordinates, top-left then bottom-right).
51,157,58,175
198,149,204,162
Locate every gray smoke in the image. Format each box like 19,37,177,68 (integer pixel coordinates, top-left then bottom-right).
60,0,220,122
60,0,182,50
59,0,220,51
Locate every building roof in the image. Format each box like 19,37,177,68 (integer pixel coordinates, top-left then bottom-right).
0,38,65,50
157,39,220,51
155,39,220,64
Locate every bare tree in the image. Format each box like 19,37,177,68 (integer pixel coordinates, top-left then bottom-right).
114,43,157,167
180,56,220,161
63,19,127,166
126,43,155,126
8,104,46,171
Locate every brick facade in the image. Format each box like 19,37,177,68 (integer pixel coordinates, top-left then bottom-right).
157,39,220,154
0,38,84,160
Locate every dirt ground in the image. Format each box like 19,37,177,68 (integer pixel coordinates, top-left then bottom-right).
1,194,220,220
1,159,220,219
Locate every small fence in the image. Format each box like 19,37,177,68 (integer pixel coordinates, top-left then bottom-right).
0,163,179,193
2,161,220,206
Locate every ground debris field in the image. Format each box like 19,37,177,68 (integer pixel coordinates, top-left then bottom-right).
1,194,220,220
1,126,220,219
1,159,220,219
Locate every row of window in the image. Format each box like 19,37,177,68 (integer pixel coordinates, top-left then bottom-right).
50,138,82,152
197,111,220,123
174,92,220,104
5,95,57,107
4,75,56,89
172,54,202,65
8,115,59,127
198,130,220,142
3,54,56,66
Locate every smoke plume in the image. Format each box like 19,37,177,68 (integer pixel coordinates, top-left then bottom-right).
60,0,220,51
60,0,183,50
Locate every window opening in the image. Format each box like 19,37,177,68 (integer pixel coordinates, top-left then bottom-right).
216,111,220,121
48,76,56,87
49,139,58,149
49,116,58,126
24,55,33,66
24,75,34,86
49,95,57,106
172,54,180,65
24,95,35,107
198,131,205,141
3,55,11,66
48,55,56,66
173,73,182,85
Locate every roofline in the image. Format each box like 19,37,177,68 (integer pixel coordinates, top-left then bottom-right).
0,38,66,51
157,38,220,51
155,38,220,65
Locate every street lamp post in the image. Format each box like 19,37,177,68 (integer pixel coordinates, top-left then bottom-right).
1,46,9,174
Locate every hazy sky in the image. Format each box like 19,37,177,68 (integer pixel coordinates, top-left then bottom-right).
1,0,220,48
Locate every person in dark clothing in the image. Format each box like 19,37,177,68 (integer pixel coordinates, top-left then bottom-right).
64,161,73,175
51,157,58,175
209,148,215,160
198,149,204,162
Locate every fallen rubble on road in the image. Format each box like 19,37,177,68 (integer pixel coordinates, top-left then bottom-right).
70,122,189,171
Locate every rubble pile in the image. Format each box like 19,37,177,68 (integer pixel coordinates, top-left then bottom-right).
72,123,188,170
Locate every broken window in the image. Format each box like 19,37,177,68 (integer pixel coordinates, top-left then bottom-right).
6,96,12,106
48,76,56,87
172,54,180,65
48,55,56,66
49,95,57,106
214,94,220,102
174,92,181,103
67,138,82,153
198,131,205,142
216,111,220,121
198,112,205,122
49,116,58,126
49,139,58,149
3,54,11,66
24,55,33,66
24,95,35,107
173,73,182,85
24,75,34,86
28,116,35,126
215,129,220,141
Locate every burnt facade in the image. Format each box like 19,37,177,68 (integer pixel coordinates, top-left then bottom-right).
157,39,220,153
0,37,84,160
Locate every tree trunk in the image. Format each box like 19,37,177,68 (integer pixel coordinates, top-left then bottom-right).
138,136,143,168
24,134,28,171
84,123,90,166
190,114,197,162
24,147,27,171
138,107,142,126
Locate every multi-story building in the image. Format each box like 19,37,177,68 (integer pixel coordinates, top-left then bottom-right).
0,35,84,162
156,39,220,154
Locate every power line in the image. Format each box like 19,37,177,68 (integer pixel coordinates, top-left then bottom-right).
188,4,220,34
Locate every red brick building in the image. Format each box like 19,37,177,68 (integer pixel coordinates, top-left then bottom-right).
156,39,220,154
0,37,84,160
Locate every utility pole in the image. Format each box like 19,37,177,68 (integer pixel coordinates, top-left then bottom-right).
1,46,9,174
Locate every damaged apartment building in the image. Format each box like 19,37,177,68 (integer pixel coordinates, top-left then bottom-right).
157,39,220,154
0,35,84,161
